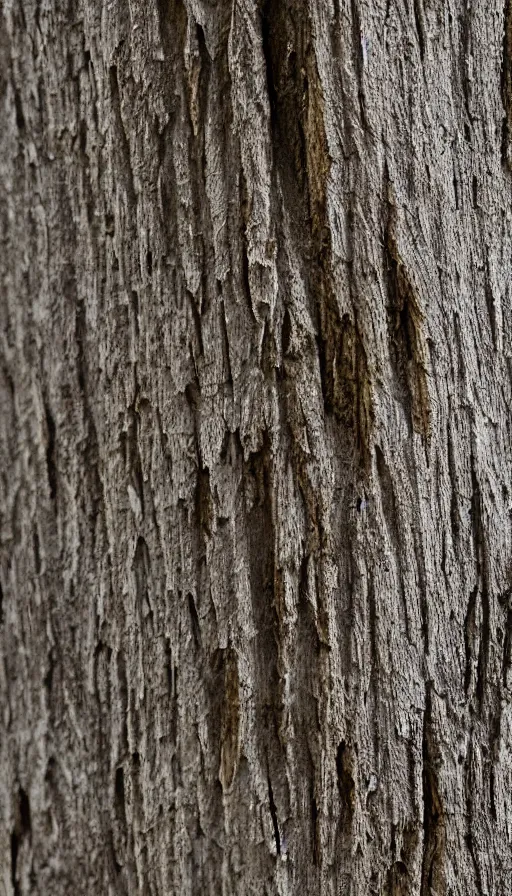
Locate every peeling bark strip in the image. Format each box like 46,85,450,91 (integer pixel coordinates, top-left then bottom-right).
1,0,512,893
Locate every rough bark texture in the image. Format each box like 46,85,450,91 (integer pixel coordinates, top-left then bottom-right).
1,1,512,894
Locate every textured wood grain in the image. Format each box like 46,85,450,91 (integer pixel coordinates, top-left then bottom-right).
1,1,512,893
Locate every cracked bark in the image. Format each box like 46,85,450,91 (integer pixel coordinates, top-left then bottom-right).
1,0,512,894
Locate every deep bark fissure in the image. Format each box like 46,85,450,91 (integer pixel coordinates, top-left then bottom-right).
384,193,431,439
336,740,356,826
420,686,445,896
43,399,57,501
412,0,426,61
10,788,31,896
267,774,281,856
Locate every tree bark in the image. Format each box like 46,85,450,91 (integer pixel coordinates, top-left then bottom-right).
1,1,511,893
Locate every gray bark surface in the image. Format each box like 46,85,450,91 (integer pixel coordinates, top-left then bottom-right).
1,1,512,893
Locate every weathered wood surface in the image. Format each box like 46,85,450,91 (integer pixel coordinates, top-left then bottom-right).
1,1,512,893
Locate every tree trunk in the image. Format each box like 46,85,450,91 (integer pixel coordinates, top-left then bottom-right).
1,1,511,893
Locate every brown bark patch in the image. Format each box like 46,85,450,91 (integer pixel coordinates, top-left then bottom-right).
219,648,241,791
502,0,512,169
385,860,409,896
262,0,373,461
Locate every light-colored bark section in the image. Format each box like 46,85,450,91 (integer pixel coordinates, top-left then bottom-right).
1,0,511,894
